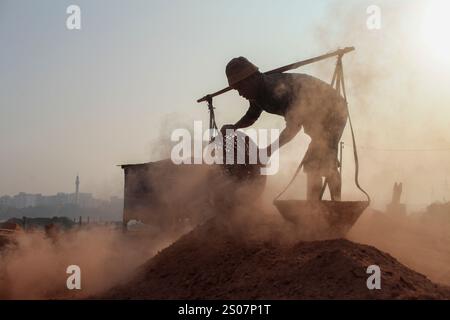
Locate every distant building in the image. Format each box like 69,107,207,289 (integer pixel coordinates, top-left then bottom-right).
12,192,42,208
0,195,12,207
0,191,115,209
77,192,96,208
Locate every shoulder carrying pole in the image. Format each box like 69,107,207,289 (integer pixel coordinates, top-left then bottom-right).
198,47,355,145
197,47,355,103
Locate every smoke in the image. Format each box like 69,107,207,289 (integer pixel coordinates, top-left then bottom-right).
291,0,450,208
0,153,235,300
0,226,176,299
289,0,450,286
348,208,450,286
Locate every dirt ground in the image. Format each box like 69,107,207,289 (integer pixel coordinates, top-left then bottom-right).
102,211,450,300
2,205,450,300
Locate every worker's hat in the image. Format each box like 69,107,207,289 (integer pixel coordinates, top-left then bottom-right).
226,57,259,87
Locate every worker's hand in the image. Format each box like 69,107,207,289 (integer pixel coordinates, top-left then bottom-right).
220,124,236,136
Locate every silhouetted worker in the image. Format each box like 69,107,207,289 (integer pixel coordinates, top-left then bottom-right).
221,57,348,200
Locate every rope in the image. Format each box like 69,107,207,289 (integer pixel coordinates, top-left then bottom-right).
274,158,306,201
339,59,371,204
207,97,219,142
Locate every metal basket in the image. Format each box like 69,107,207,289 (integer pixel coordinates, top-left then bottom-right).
274,200,369,238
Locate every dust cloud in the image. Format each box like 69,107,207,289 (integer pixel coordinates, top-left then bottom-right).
0,226,177,299
307,0,450,207
3,0,449,299
348,207,450,286
236,1,450,209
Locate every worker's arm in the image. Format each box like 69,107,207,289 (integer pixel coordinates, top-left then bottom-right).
265,120,302,158
221,102,262,134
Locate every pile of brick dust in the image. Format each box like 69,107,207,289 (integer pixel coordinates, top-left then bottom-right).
103,214,450,300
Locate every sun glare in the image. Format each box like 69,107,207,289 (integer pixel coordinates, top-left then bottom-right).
421,1,450,65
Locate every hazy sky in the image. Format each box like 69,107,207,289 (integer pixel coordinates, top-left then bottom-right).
1,0,449,208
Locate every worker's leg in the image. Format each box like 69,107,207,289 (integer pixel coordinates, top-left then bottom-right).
306,171,323,200
323,104,347,201
304,138,324,201
327,168,341,201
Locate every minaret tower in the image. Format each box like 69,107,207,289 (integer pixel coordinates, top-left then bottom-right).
75,174,80,205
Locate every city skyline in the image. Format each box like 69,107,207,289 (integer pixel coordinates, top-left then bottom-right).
0,174,123,208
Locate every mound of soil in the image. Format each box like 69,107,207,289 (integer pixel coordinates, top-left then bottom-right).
103,214,450,300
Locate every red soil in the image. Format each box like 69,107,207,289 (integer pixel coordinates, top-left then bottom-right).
103,214,450,300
